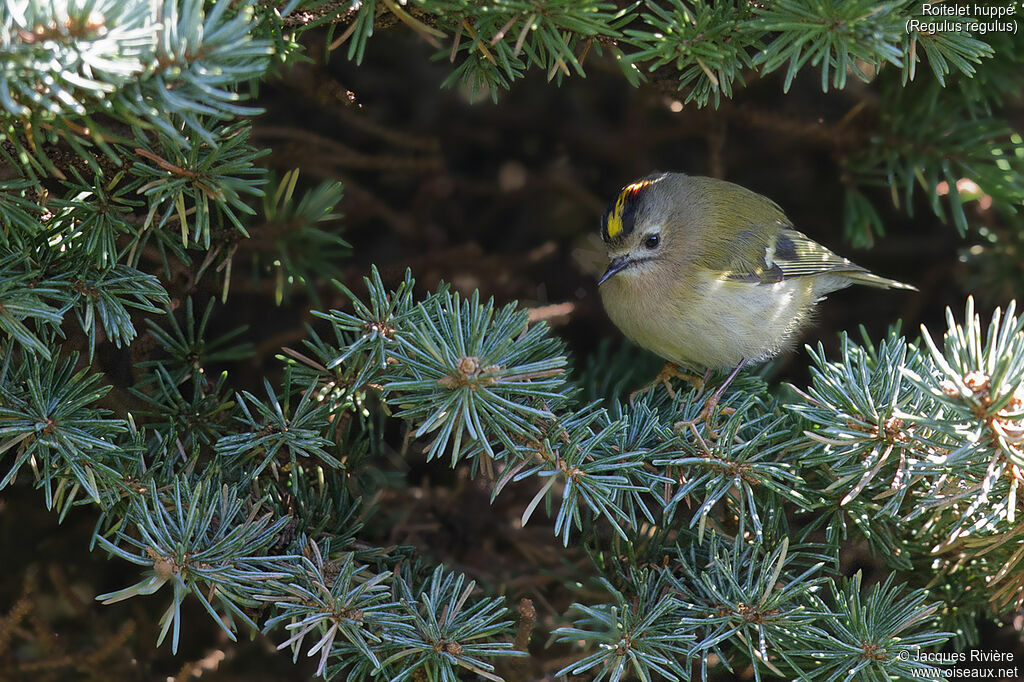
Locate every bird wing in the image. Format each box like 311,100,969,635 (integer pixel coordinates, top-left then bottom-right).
721,226,869,285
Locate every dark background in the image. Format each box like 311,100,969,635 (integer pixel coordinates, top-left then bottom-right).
256,31,959,381
2,23,1021,682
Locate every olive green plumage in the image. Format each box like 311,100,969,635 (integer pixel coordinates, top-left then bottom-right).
598,172,915,371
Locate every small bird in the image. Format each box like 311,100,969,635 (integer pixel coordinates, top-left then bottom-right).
597,171,915,426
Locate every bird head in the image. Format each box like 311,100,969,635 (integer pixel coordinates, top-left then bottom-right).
599,172,687,285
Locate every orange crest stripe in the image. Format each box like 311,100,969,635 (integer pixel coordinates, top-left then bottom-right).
605,181,650,241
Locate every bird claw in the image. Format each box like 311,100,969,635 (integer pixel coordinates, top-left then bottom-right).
672,365,743,439
629,363,705,405
673,400,735,440
637,360,746,439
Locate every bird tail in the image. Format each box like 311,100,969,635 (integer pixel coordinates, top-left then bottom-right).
844,269,918,291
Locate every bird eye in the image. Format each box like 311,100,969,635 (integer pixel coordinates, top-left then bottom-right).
644,234,660,249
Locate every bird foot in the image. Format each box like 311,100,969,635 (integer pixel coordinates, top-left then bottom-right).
629,363,706,404
672,360,747,439
673,399,736,440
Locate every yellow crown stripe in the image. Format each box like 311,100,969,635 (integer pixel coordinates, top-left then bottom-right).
606,211,623,241
606,180,650,240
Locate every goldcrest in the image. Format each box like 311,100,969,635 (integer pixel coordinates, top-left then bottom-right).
598,172,914,374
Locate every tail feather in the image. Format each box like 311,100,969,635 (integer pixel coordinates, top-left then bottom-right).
844,269,917,291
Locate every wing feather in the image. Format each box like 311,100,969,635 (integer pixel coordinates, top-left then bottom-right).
686,177,913,290
771,228,865,279
722,227,867,283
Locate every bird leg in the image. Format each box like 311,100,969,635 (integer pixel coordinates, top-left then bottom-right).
673,359,747,437
629,362,708,404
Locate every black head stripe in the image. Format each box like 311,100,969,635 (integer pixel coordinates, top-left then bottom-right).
601,180,651,244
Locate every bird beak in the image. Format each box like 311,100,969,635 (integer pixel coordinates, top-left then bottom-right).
598,256,631,286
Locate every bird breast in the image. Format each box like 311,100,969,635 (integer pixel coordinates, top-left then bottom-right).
600,268,820,369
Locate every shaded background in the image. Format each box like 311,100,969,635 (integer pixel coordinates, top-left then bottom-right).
2,21,1022,682
258,31,957,376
